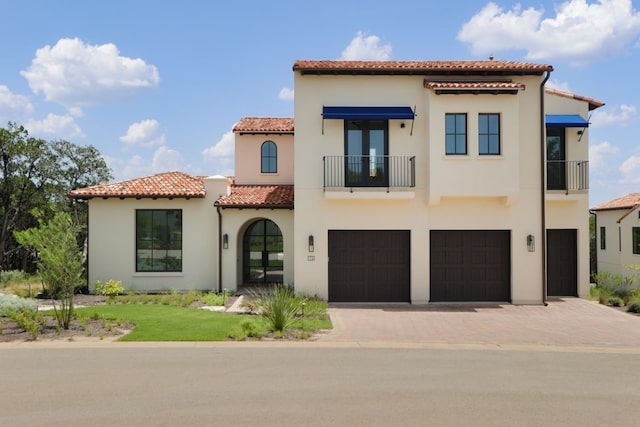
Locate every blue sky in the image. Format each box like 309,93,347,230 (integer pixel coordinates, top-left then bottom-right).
0,0,639,206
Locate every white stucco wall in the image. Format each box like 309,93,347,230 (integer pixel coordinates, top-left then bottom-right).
234,133,294,185
293,72,548,304
595,209,640,277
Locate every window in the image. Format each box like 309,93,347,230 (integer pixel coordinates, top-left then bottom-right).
136,209,182,272
445,113,467,155
261,141,277,173
633,227,640,255
600,226,606,250
479,113,500,155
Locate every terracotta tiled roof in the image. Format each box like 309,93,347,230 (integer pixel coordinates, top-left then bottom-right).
215,185,294,209
293,60,553,75
591,193,640,211
69,171,206,199
424,80,525,93
233,117,294,134
545,87,605,111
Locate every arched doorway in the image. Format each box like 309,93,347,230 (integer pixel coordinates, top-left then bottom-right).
243,219,284,284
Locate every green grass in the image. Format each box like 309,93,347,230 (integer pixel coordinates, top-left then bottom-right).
74,304,245,341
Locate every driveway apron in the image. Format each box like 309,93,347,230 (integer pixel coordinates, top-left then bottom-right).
320,298,640,349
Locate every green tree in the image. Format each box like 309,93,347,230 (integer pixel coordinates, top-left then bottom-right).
0,122,112,273
14,210,83,329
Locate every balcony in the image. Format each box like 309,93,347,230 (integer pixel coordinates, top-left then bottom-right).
547,160,589,192
324,155,415,194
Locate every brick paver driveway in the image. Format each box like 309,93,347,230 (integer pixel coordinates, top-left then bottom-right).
320,298,640,350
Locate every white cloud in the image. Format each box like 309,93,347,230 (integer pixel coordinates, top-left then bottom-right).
20,37,160,112
619,155,640,183
202,130,235,160
545,79,571,92
120,146,187,179
458,0,640,65
0,86,34,122
120,119,165,147
589,141,619,173
279,87,294,101
590,104,637,126
339,32,392,60
24,113,84,139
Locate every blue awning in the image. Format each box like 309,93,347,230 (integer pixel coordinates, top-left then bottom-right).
546,114,589,128
323,106,415,120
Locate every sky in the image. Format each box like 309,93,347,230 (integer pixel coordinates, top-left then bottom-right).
0,0,639,206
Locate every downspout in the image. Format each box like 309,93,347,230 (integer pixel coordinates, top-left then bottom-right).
540,70,551,306
217,206,223,293
589,210,597,278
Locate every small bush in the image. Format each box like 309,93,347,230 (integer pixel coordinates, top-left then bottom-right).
0,293,39,316
95,280,124,298
627,301,640,314
591,286,612,305
252,284,302,332
228,317,268,340
608,296,623,307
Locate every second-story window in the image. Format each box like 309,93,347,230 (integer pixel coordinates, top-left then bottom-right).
261,141,277,173
479,113,500,155
445,113,467,155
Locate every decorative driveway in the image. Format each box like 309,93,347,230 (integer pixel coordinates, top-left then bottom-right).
321,298,640,350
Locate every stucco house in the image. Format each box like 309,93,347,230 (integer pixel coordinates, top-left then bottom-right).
70,59,603,304
591,193,640,277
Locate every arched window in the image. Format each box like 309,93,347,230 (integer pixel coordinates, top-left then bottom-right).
261,141,277,173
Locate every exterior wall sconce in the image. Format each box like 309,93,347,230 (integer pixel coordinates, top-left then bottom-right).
527,234,535,252
223,233,229,249
308,235,314,252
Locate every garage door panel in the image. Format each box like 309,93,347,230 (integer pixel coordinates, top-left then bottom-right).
431,230,511,302
329,230,410,303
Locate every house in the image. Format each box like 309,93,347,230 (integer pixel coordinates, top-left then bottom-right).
591,193,640,277
70,59,603,304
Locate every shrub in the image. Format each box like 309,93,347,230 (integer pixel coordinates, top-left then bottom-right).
591,286,612,305
95,280,124,298
252,284,302,332
627,301,640,314
611,274,635,305
0,293,39,316
608,296,623,307
228,317,268,340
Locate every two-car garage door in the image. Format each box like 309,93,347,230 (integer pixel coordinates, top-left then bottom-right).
327,229,511,303
430,230,511,302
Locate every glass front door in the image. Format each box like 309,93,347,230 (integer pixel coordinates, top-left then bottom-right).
243,219,284,284
345,120,389,187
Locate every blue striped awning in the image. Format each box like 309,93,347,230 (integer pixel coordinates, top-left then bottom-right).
323,106,415,120
545,114,589,128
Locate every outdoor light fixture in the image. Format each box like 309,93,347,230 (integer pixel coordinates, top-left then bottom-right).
308,235,314,252
527,234,535,252
223,233,229,249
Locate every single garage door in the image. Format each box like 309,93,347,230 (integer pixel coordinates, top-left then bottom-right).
430,230,511,302
328,230,410,303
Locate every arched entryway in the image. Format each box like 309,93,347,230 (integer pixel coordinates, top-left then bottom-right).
243,219,284,284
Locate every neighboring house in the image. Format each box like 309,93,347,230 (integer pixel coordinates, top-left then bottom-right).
591,193,640,277
70,59,603,304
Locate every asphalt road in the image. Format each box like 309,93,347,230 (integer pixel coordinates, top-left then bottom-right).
1,343,639,426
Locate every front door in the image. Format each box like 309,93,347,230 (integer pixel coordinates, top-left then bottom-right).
345,120,388,187
546,128,566,190
243,219,284,284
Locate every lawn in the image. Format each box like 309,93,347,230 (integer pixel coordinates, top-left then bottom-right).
75,304,245,341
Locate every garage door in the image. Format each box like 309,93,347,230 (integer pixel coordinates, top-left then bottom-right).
547,229,577,297
430,230,511,302
328,230,410,303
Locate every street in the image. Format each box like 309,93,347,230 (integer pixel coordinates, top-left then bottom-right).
1,343,639,426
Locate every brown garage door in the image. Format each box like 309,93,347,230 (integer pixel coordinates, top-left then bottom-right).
547,229,577,297
430,230,511,302
328,230,410,303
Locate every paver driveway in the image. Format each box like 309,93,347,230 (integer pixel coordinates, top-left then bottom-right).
320,297,640,350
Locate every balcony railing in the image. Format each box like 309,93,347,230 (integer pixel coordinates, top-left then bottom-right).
547,160,589,192
324,155,416,189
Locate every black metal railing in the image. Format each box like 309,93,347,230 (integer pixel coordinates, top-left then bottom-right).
547,160,589,191
323,155,415,189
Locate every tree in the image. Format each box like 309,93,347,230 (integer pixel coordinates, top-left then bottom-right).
14,210,83,329
0,122,112,273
